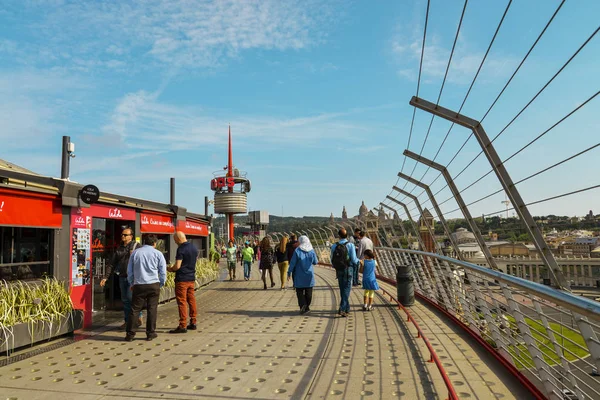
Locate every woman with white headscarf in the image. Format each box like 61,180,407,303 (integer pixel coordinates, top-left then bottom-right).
287,235,318,314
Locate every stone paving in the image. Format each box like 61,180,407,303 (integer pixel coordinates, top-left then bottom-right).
0,264,530,399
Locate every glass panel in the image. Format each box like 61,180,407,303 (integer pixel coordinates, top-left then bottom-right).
142,234,170,263
0,227,52,281
91,218,108,312
91,219,136,313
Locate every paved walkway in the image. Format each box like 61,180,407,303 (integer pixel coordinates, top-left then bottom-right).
0,264,529,399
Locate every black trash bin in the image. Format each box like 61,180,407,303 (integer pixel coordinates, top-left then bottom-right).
396,264,415,306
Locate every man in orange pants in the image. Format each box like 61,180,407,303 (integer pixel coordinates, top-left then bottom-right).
167,231,199,333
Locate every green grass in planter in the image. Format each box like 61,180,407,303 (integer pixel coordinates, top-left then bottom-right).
0,279,73,328
161,259,221,295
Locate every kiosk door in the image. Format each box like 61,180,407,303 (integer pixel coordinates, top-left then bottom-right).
91,218,134,316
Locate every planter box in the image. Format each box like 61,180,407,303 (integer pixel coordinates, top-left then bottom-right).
0,310,83,354
159,276,215,304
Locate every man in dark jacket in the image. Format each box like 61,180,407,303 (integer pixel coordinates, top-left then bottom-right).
167,231,199,333
101,227,142,330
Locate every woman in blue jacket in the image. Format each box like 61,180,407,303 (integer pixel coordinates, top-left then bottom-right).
288,235,318,314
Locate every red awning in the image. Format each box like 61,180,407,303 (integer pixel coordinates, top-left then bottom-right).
176,219,208,236
0,188,62,228
141,212,175,234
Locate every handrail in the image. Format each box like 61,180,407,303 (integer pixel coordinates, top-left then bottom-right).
375,273,547,400
0,261,51,268
379,285,459,400
376,247,600,321
317,262,459,400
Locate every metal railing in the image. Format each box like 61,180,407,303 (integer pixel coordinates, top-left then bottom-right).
368,247,600,400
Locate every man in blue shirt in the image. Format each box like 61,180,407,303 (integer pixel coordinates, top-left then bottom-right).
167,231,199,334
330,228,359,317
124,234,167,342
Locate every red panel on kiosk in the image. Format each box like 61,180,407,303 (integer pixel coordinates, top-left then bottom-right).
86,204,136,220
0,188,62,227
177,220,208,236
141,212,175,233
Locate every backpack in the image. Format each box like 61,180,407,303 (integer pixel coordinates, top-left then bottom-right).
332,241,350,271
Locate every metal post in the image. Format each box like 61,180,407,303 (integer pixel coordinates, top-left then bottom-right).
397,173,463,260
410,96,568,289
385,196,426,251
402,150,499,271
60,136,71,180
392,186,442,255
380,203,409,247
379,203,406,248
170,178,176,205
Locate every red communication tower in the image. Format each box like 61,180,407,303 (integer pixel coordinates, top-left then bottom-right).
210,126,251,241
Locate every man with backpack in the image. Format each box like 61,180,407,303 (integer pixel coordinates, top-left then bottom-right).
330,228,359,317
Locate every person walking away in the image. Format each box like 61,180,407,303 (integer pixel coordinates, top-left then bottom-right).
352,228,362,286
124,235,166,341
359,231,374,256
242,241,254,281
259,237,276,289
360,249,379,311
226,240,237,281
275,236,289,290
330,228,359,317
102,227,143,330
286,234,298,263
237,246,243,266
357,230,373,285
287,235,318,314
252,240,259,262
166,231,199,333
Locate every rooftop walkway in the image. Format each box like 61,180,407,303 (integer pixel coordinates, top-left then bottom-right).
0,264,530,399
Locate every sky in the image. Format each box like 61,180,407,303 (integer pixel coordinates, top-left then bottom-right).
0,0,598,220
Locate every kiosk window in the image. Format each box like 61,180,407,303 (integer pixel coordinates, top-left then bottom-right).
0,227,52,281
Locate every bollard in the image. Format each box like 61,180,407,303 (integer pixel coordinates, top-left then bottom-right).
396,264,415,306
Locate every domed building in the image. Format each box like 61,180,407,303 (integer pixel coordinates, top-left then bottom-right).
359,201,368,218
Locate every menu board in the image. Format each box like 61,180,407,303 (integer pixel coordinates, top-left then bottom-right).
72,228,91,286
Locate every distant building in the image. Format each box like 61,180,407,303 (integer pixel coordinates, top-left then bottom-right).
451,228,477,245
573,237,600,256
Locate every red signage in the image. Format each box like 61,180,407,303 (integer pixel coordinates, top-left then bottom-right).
141,212,175,233
177,220,209,236
89,204,136,220
211,177,235,190
72,214,90,229
0,188,62,228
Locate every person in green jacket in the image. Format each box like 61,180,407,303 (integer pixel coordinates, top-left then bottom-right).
242,241,254,281
226,240,237,281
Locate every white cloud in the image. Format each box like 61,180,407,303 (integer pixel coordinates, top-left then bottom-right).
0,69,89,154
392,33,518,85
96,90,392,153
16,0,338,71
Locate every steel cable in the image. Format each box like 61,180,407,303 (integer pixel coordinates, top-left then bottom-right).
402,0,567,208
391,0,431,196
434,90,599,209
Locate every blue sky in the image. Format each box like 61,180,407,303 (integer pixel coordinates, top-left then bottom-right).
1,0,598,220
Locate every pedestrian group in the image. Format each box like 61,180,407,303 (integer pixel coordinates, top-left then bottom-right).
119,226,379,342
